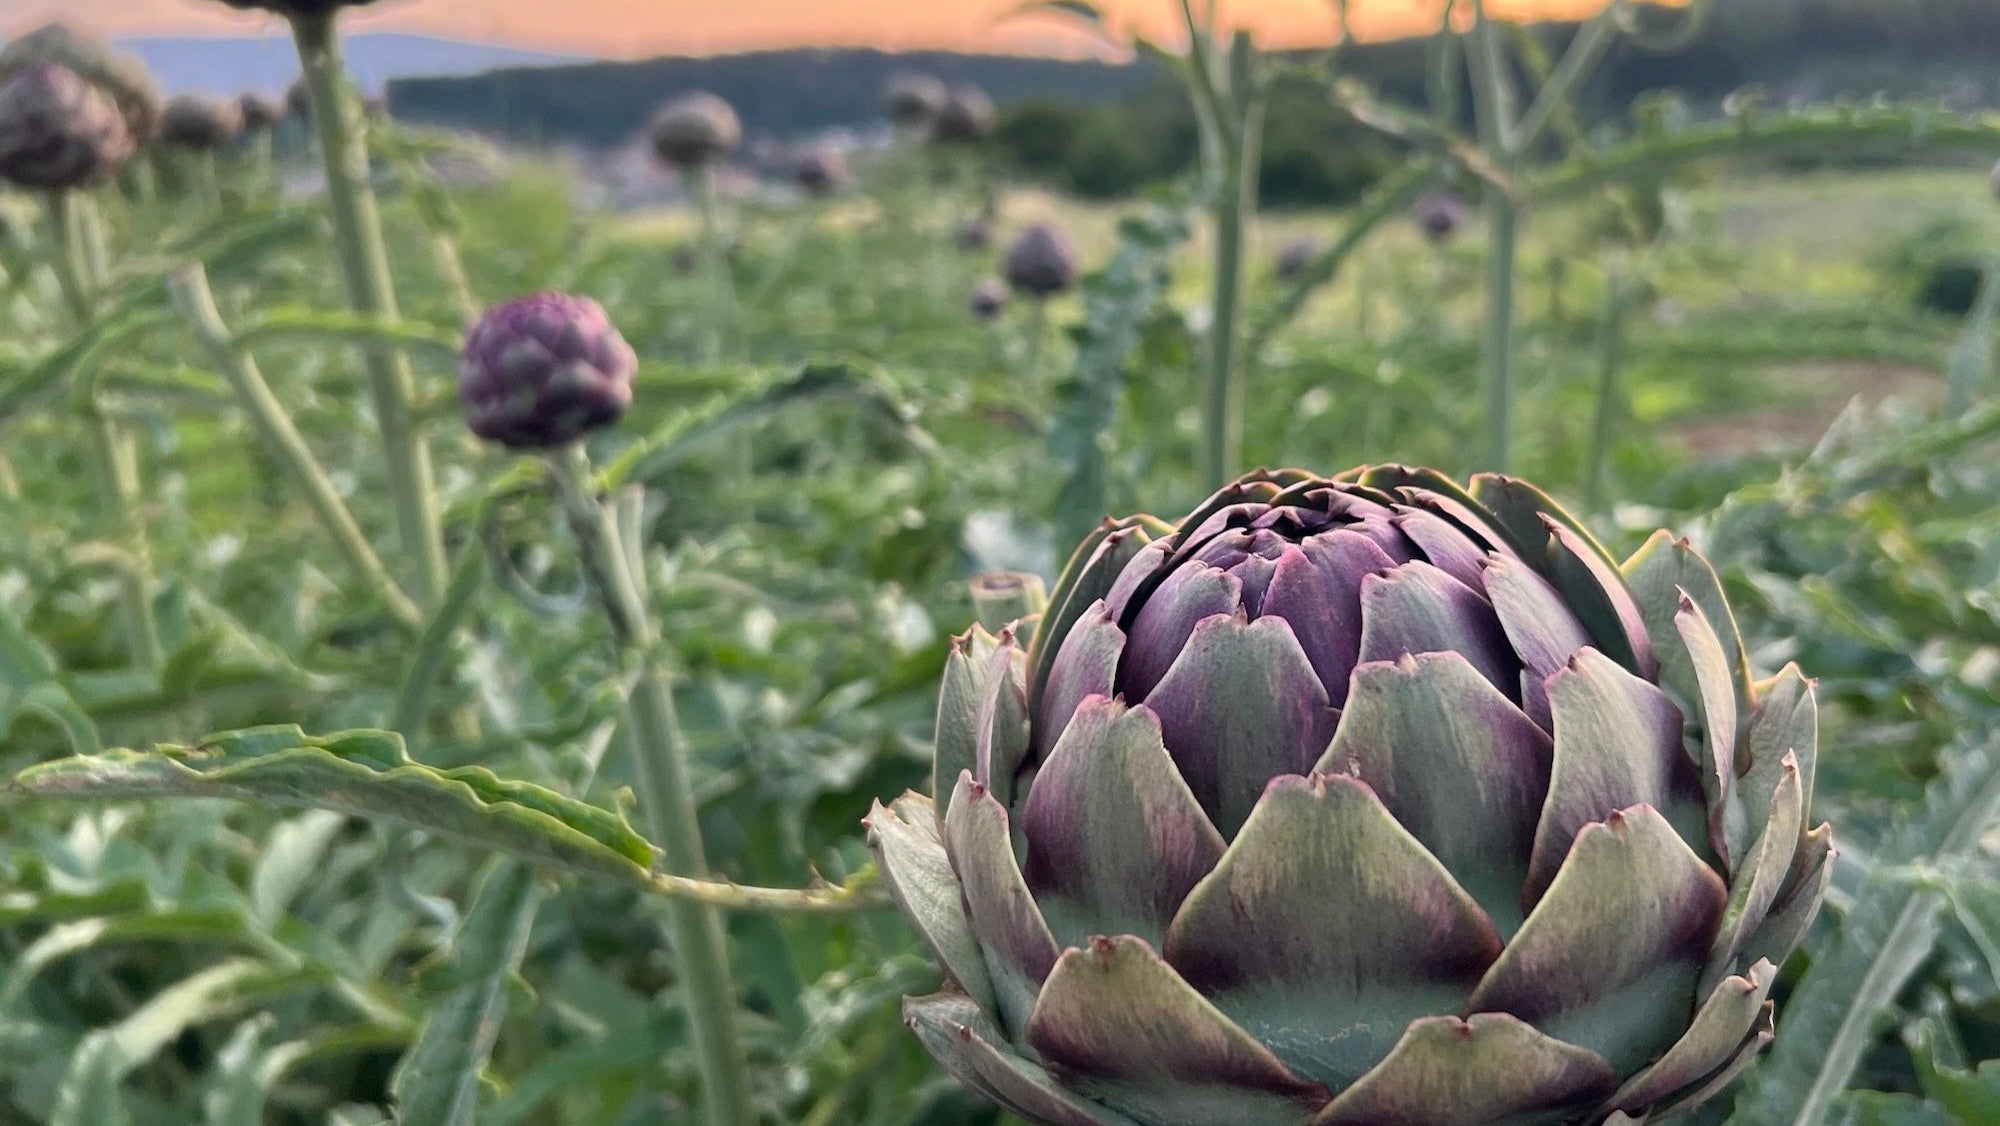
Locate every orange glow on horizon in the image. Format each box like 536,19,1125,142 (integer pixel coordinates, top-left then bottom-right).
5,1,1623,59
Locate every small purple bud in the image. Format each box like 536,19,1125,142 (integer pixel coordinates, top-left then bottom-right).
159,95,244,151
459,293,638,450
885,72,947,131
651,92,741,170
1274,238,1318,281
969,278,1009,321
0,62,134,192
237,92,286,131
794,148,848,197
1002,222,1078,299
955,216,993,252
930,85,995,145
1412,190,1468,243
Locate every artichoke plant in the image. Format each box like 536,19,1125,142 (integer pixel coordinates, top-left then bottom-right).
969,278,1009,321
869,467,1830,1126
1003,222,1079,300
238,92,287,131
931,84,996,145
886,72,948,131
794,148,848,197
459,293,638,449
159,95,245,151
651,92,742,171
0,62,135,192
0,23,159,142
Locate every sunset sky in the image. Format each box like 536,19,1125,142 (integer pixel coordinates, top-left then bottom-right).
5,1,1617,58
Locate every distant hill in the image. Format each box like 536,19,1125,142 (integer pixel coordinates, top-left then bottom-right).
390,49,1160,148
107,33,587,98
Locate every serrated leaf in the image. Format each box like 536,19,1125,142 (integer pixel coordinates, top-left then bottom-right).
391,860,543,1126
9,725,661,889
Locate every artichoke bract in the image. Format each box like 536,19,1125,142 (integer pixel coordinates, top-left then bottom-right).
870,466,1830,1126
159,95,245,151
0,62,135,192
459,293,638,450
650,92,742,170
1003,223,1079,300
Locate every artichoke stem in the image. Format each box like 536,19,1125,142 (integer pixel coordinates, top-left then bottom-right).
1200,33,1264,490
44,190,163,673
546,445,755,1126
289,12,449,610
692,164,734,365
1468,2,1519,473
166,264,422,631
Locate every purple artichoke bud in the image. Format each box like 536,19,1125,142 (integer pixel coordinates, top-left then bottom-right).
0,62,135,192
885,72,948,131
459,293,638,449
794,148,848,197
1274,238,1318,281
955,215,993,252
968,278,1009,321
930,84,995,145
237,92,287,131
1413,190,1468,243
873,466,1831,1126
650,92,741,170
0,23,159,141
1002,222,1078,299
159,95,245,151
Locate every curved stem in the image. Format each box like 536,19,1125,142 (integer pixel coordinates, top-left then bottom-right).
289,12,448,610
545,446,753,1126
1583,270,1630,512
44,191,163,673
1200,33,1265,489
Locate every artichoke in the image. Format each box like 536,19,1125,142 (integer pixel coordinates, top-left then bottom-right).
1003,222,1079,300
0,23,159,141
1275,238,1318,281
885,72,948,131
459,293,638,450
1414,190,1468,243
650,92,742,170
931,84,996,145
207,0,385,16
969,278,1009,321
0,62,135,192
869,466,1830,1126
794,148,848,197
159,95,245,151
238,92,287,131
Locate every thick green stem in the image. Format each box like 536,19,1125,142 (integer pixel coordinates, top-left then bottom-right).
546,447,753,1126
1200,34,1265,490
1468,4,1520,472
289,13,448,609
166,264,422,630
44,192,163,672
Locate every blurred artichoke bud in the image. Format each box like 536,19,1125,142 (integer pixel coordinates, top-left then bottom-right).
650,92,741,170
459,293,639,449
1275,238,1318,281
955,215,994,252
237,92,287,131
968,278,1009,321
1413,190,1468,243
1002,222,1078,299
885,72,948,131
794,148,848,197
207,0,389,16
0,23,159,141
159,95,245,151
0,62,135,191
930,85,995,145
875,466,1831,1126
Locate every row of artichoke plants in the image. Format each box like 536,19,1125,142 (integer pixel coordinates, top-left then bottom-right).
3,2,2000,1126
